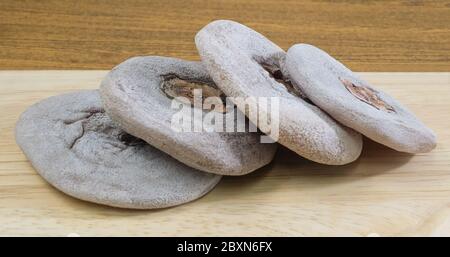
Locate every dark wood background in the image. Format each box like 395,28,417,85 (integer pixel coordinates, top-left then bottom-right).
1,0,449,71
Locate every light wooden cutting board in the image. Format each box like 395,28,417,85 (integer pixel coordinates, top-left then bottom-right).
0,71,449,236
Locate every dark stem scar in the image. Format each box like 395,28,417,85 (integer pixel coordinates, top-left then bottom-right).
117,133,145,146
160,74,228,113
260,62,314,105
339,78,395,113
65,108,145,150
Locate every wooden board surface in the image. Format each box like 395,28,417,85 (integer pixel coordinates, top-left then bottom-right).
1,0,449,71
0,71,449,236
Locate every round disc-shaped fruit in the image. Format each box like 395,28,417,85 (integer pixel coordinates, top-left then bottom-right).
15,91,221,209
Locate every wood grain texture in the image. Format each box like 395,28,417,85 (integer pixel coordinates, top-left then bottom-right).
1,0,449,71
0,71,449,236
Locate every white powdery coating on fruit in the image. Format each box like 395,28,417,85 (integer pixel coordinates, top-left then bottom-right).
100,56,277,175
286,44,436,153
195,20,362,165
15,90,221,209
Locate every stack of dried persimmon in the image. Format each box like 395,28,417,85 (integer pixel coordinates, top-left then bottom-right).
16,20,435,209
